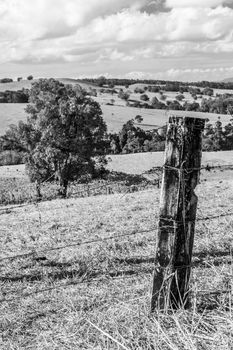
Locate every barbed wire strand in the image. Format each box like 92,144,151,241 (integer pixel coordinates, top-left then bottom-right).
1,162,233,213
0,227,157,263
1,209,233,264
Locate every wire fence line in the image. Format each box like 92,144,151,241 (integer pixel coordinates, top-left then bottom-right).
1,210,233,264
1,162,233,212
0,180,152,213
1,162,233,307
0,227,157,263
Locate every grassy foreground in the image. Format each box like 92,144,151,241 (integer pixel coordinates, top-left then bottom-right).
0,169,233,349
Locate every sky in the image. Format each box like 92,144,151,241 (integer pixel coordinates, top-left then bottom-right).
1,0,233,82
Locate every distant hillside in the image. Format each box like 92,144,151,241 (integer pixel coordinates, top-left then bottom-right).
0,78,80,92
223,77,233,83
0,79,33,92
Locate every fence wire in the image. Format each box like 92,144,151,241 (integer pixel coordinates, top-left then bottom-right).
1,163,233,307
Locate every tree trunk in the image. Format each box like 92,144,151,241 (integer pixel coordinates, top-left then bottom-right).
58,178,68,198
35,180,42,201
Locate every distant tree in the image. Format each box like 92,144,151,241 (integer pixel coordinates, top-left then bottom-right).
96,76,107,87
192,94,198,100
151,96,159,106
11,79,107,197
0,89,29,103
166,100,182,110
135,115,143,123
202,87,214,96
140,94,149,101
17,77,23,82
183,101,200,111
27,75,33,81
118,90,130,101
160,93,167,101
0,78,13,83
175,94,185,101
148,85,160,93
134,87,145,94
108,80,115,88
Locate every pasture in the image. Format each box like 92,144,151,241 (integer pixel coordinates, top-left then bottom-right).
0,80,32,92
0,101,232,136
2,150,233,178
0,166,233,349
0,104,27,135
1,79,233,135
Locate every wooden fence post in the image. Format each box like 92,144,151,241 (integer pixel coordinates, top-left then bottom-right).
151,116,205,312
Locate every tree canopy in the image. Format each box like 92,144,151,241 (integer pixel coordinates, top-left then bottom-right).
17,78,107,197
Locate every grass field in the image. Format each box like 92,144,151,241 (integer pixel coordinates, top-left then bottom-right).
1,79,233,135
2,150,233,178
1,80,233,349
0,104,28,134
0,167,233,349
0,78,80,92
0,102,232,136
108,150,233,174
0,80,33,92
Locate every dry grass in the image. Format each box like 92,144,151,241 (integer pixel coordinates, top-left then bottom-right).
0,169,233,349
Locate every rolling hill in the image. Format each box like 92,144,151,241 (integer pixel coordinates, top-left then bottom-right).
0,101,232,136
0,79,233,136
223,77,233,83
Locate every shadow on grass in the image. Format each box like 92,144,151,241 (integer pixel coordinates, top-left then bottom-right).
1,248,231,284
0,264,152,283
115,250,232,268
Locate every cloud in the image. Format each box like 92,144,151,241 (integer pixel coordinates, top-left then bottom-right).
73,6,233,44
166,0,233,8
0,0,150,41
123,66,233,81
1,0,233,81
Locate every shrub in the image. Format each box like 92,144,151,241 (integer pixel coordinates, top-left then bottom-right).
0,78,13,83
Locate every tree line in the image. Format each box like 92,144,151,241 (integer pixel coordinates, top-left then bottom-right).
106,117,233,154
0,89,29,103
79,76,233,90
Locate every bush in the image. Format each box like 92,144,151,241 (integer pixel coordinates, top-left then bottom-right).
0,150,24,165
27,75,33,81
0,78,13,83
140,94,149,101
175,94,185,101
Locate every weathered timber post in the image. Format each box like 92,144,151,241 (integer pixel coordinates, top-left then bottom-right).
151,116,205,312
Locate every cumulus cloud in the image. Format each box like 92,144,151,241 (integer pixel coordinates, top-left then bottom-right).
1,0,233,80
124,66,233,81
73,6,233,44
0,0,150,41
166,0,233,8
